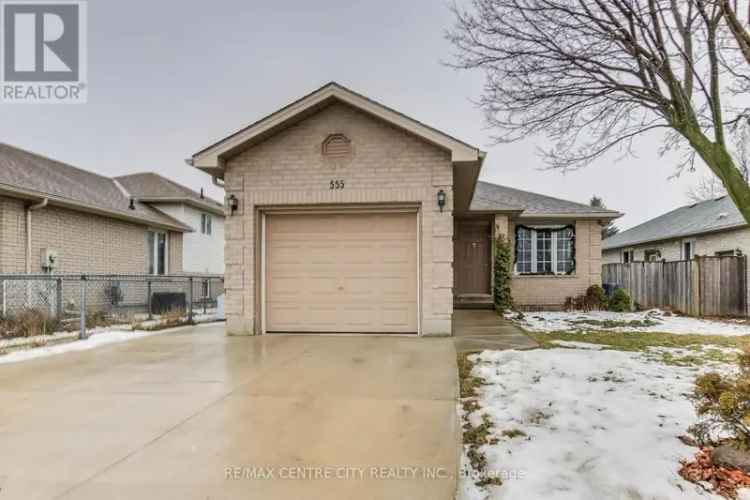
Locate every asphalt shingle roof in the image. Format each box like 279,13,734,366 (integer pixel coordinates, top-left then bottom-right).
0,143,190,231
602,196,746,250
470,181,621,216
115,172,223,209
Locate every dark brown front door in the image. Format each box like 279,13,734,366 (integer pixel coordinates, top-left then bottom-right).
454,219,491,295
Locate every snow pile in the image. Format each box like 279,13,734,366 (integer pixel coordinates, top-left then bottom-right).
515,310,750,336
0,321,220,365
459,348,729,499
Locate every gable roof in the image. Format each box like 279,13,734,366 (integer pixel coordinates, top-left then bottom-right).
190,82,485,173
470,181,622,218
603,196,746,250
0,143,191,232
115,173,224,216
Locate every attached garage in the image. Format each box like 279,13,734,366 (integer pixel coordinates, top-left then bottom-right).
264,211,419,334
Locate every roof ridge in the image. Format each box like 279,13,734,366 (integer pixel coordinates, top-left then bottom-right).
0,142,117,184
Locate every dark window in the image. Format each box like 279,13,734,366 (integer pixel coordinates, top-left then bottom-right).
644,249,661,261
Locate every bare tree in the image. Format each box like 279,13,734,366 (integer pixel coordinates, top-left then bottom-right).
447,0,750,223
590,195,621,238
686,175,728,201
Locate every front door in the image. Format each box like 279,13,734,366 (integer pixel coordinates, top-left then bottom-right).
454,219,491,295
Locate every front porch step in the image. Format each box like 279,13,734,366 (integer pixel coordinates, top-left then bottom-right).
454,294,494,310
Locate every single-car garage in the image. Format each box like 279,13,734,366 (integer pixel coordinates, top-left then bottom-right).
264,211,419,334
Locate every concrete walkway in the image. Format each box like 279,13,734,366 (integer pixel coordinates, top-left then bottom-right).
453,309,538,353
0,325,460,500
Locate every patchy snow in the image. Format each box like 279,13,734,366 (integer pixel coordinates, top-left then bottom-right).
459,347,732,500
0,320,220,365
513,309,750,336
549,340,606,350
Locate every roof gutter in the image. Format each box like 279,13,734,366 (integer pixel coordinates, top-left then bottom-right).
26,198,48,273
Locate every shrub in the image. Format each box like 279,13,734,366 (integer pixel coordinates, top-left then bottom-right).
690,346,750,447
493,234,514,312
586,285,609,310
0,310,60,339
608,288,632,312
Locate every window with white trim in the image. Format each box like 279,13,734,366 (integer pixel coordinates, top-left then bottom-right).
147,231,168,275
682,240,695,260
201,214,212,235
515,226,575,275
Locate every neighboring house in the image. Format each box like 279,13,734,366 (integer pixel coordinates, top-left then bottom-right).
602,196,748,264
189,82,621,336
115,173,225,274
0,142,193,276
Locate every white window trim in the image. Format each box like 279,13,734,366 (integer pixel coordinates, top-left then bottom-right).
514,226,574,276
149,230,169,275
201,213,213,236
622,249,635,263
681,239,696,260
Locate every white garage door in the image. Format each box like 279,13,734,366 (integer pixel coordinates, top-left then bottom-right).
265,212,418,333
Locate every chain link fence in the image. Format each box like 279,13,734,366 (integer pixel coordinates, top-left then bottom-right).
0,274,224,340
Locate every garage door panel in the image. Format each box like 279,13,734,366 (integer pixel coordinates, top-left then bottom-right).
266,212,418,333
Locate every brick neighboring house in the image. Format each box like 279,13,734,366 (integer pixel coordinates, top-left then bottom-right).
0,143,191,276
189,82,621,336
115,173,225,274
602,196,749,264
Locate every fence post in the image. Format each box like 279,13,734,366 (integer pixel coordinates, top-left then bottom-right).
79,274,87,340
56,277,63,319
147,280,153,320
690,257,701,317
188,277,194,323
203,279,208,314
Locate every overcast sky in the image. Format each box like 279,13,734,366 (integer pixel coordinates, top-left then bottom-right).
0,0,718,230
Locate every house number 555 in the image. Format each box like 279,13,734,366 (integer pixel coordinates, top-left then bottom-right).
329,179,345,190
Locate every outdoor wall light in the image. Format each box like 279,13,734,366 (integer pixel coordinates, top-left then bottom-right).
437,189,446,212
227,194,239,215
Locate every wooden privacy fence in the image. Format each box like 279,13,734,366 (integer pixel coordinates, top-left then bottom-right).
602,256,748,317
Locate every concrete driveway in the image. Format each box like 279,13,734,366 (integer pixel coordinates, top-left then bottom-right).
0,324,460,500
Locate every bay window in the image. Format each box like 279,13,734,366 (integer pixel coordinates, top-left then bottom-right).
515,226,575,275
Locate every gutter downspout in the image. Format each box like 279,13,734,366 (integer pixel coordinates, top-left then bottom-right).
26,198,48,273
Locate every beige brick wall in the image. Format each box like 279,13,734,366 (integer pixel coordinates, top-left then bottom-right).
0,197,26,273
0,195,183,275
168,231,183,274
495,214,603,308
223,102,454,336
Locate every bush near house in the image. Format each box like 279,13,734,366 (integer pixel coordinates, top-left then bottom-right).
608,289,633,312
493,234,513,312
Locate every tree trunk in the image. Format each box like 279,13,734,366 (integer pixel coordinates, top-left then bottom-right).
685,128,750,223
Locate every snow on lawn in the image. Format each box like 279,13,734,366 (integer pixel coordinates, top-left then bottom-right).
514,309,750,336
459,347,731,500
0,322,218,365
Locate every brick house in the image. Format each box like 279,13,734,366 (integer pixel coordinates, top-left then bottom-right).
603,195,749,264
0,143,191,276
189,83,621,336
